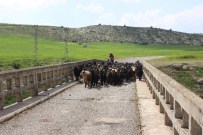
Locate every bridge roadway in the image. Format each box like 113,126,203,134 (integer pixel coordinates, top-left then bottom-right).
0,81,141,135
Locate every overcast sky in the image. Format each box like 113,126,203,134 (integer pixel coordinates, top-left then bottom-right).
0,0,203,33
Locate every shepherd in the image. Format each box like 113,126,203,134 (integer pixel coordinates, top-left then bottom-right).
108,52,114,63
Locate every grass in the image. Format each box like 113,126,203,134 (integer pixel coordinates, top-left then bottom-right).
158,66,203,98
4,90,31,106
0,34,203,70
4,95,16,106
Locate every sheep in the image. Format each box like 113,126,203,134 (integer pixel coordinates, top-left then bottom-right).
80,70,92,88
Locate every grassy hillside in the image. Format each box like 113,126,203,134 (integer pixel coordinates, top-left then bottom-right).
0,34,203,71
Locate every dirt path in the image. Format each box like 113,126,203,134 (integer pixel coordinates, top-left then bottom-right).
116,56,163,63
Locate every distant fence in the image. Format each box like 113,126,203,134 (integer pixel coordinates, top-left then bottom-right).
0,59,96,110
143,61,203,135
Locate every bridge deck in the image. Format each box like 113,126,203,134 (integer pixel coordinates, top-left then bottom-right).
0,82,141,135
0,82,77,121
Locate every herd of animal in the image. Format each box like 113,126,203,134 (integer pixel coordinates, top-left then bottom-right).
73,60,143,88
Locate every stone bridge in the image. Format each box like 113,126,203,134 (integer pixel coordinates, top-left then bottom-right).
0,59,202,135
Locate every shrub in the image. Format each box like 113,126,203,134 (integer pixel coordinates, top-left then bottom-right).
4,95,16,106
12,62,21,69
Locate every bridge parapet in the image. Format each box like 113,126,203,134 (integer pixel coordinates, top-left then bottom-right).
143,61,203,135
0,59,96,110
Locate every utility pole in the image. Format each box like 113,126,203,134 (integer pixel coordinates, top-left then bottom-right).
64,39,68,61
62,27,68,62
34,25,38,66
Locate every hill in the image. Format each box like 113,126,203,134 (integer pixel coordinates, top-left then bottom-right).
0,23,203,45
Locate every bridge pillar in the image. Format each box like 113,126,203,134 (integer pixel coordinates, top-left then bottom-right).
61,69,66,83
37,73,42,92
61,69,64,83
160,85,163,95
53,70,58,87
49,71,55,88
159,102,164,113
0,80,4,110
59,69,64,84
149,85,152,94
174,128,179,135
30,74,38,97
175,101,183,119
169,95,174,110
67,65,74,81
44,71,47,81
165,112,172,127
0,94,3,110
190,117,202,135
64,68,69,83
162,87,165,99
165,91,170,104
145,77,149,87
15,91,22,102
152,91,155,99
15,77,22,102
6,79,12,91
157,82,160,92
42,72,48,91
181,109,189,128
155,95,159,105
155,80,157,89
21,76,28,91
56,70,60,84
54,70,59,85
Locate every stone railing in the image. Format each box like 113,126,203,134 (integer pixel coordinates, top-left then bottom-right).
0,59,96,110
143,61,203,135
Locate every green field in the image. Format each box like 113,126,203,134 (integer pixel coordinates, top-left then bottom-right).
0,34,203,70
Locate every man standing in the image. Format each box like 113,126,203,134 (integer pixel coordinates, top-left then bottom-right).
108,52,114,63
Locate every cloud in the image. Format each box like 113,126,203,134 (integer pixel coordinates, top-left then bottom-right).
120,9,161,26
162,5,203,31
0,0,67,12
119,5,203,33
76,3,104,14
0,0,68,25
121,0,143,3
95,13,116,25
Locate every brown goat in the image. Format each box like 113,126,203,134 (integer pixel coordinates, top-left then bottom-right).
80,70,92,88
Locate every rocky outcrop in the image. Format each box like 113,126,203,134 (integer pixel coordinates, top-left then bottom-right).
172,64,183,70
197,78,203,85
